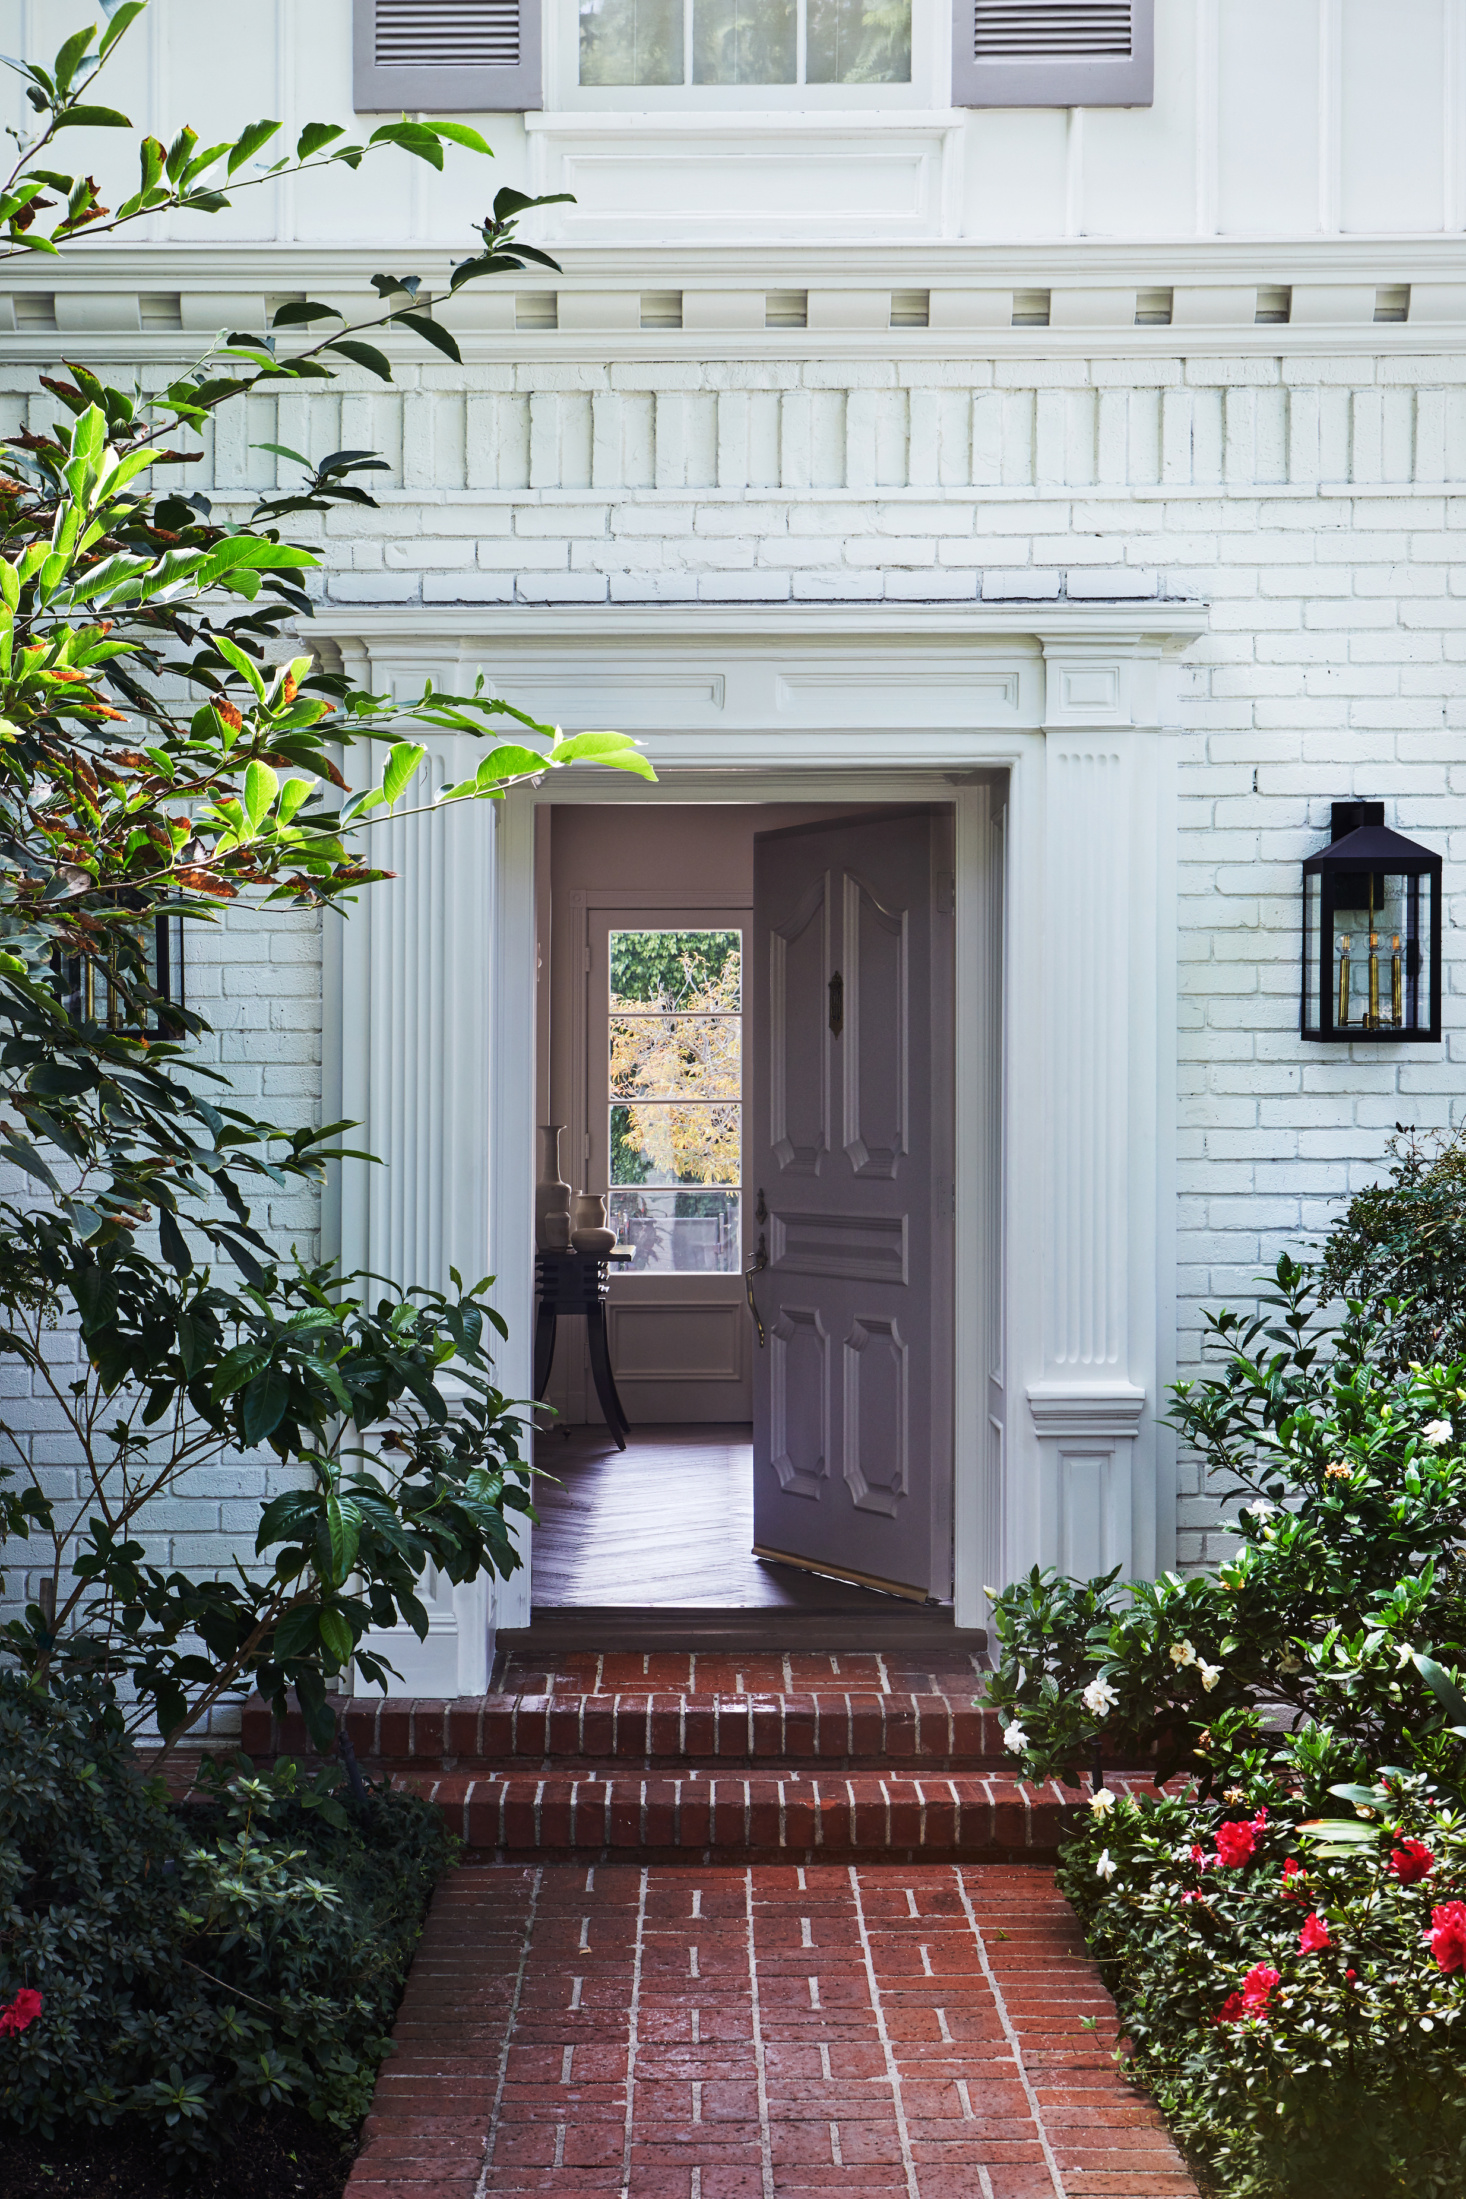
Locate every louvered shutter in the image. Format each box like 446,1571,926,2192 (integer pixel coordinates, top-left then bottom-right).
952,0,1153,107
354,0,541,111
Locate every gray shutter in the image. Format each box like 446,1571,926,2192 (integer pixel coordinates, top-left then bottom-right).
952,0,1153,107
354,0,542,111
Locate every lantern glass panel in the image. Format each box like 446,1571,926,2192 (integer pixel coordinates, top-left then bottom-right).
1303,871,1321,1033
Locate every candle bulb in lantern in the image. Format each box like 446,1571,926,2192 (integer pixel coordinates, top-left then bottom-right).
1368,931,1380,1028
1392,933,1403,1027
1337,935,1351,1027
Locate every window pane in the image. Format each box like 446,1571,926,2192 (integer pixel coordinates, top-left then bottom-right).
610,929,741,1012
580,0,684,84
610,1189,740,1274
611,1101,740,1186
693,0,795,83
611,1013,741,1100
806,0,911,80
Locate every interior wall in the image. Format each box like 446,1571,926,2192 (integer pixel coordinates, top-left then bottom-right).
536,800,871,1426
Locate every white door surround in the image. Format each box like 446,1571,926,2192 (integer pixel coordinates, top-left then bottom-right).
317,604,1206,1689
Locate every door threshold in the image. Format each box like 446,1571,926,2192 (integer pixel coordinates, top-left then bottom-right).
751,1544,931,1604
503,1605,990,1655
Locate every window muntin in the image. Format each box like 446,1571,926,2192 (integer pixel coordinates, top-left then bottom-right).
606,927,742,1275
578,0,910,86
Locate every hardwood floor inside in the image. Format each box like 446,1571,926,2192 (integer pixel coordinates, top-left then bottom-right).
520,1421,989,1655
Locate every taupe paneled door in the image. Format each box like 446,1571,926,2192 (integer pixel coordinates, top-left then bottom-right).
749,809,954,1601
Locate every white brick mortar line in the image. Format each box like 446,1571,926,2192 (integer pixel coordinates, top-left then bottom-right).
846,1864,920,2199
743,1864,777,2199
473,1863,542,2199
951,1867,1067,2199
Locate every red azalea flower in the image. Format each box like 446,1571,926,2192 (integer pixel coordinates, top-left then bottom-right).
0,1990,41,2037
1429,1902,1466,1974
1390,1839,1435,1888
1217,1963,1280,2024
1298,1911,1331,1954
1281,1857,1307,1901
1191,1843,1213,1871
1216,1820,1259,1868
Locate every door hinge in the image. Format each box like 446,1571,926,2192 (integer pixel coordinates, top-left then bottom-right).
827,970,844,1039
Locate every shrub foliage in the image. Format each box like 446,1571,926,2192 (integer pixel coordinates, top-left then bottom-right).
0,1673,452,2156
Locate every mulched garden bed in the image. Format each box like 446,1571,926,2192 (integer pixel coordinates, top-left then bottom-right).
0,2111,357,2198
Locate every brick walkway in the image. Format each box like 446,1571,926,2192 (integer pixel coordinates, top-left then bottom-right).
347,1861,1199,2199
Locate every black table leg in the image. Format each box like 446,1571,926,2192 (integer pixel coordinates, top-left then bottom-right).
586,1303,630,1448
533,1298,558,1402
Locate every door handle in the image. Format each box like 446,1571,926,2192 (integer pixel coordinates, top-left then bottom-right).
744,1229,768,1349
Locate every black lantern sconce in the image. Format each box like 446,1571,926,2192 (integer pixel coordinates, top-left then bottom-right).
1302,801,1441,1043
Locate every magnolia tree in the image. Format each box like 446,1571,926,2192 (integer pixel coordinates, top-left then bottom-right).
0,3,654,1754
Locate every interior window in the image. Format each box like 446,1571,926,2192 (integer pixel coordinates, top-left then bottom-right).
607,927,742,1274
578,0,911,86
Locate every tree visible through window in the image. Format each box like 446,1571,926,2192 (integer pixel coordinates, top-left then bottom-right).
608,928,742,1274
578,0,911,86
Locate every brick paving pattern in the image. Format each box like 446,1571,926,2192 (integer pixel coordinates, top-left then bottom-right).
348,1861,1198,2199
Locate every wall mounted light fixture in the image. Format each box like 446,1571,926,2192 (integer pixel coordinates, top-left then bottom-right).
1302,801,1441,1044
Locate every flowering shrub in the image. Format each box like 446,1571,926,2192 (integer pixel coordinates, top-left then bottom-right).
989,1258,1466,1793
0,1673,453,2156
990,1190,1466,2193
1060,1772,1466,2199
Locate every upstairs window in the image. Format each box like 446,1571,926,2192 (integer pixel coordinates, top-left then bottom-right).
579,0,911,87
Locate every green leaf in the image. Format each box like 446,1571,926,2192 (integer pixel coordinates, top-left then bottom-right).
429,121,494,155
475,745,551,786
552,731,656,779
318,1607,353,1664
51,104,132,131
1414,1651,1466,1724
324,1493,362,1583
393,310,462,365
227,118,282,176
382,741,426,807
211,632,267,701
99,3,148,59
325,339,393,382
270,299,342,328
368,120,445,170
157,1208,191,1278
244,759,279,832
296,121,346,161
241,1365,290,1448
53,28,98,94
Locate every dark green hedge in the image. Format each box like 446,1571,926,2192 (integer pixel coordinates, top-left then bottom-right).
0,1673,454,2157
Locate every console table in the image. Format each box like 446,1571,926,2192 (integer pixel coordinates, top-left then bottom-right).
533,1249,635,1449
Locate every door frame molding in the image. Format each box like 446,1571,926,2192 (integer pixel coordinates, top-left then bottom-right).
318,604,1206,1679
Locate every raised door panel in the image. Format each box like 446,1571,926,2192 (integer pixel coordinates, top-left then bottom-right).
842,869,909,1179
769,875,831,1178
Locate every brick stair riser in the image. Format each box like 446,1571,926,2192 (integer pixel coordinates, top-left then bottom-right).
242,1691,1009,1770
378,1770,1151,1859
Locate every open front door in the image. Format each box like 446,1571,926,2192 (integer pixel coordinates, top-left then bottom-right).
749,809,953,1602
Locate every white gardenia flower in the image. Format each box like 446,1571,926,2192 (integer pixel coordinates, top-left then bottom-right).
1397,1642,1417,1669
1082,1677,1120,1718
1198,1662,1223,1692
1422,1419,1453,1448
1169,1640,1198,1668
1002,1721,1029,1755
1089,1787,1118,1816
1278,1650,1304,1676
1242,1499,1275,1521
1095,1849,1118,1881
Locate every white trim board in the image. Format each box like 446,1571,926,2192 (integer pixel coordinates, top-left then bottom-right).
320,605,1204,1680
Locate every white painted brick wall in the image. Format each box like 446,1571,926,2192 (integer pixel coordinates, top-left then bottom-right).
6,340,1465,1607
